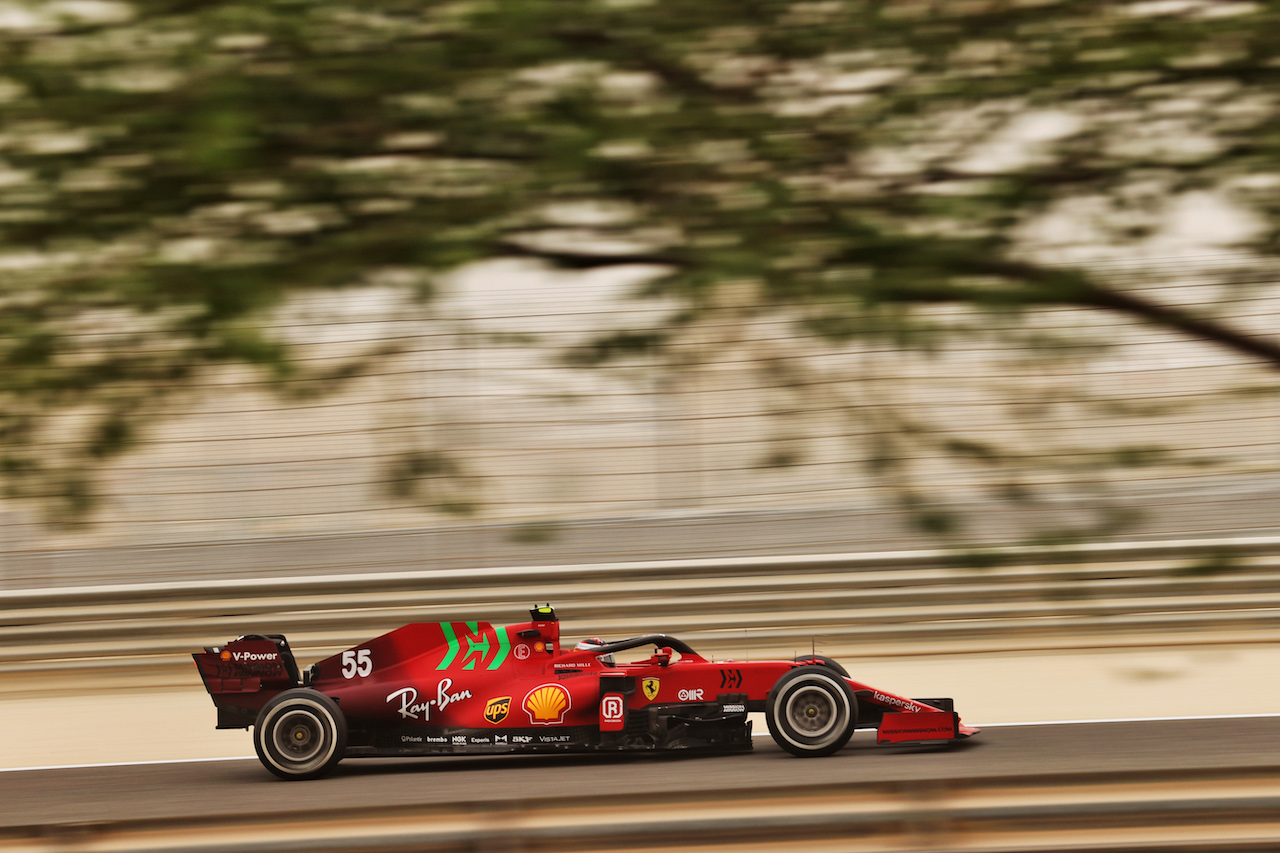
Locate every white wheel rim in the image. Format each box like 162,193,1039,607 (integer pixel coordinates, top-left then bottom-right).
785,685,838,739
773,672,851,752
272,709,326,764
259,697,338,775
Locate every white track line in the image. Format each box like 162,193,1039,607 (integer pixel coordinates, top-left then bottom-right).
973,712,1280,728
0,756,254,774
5,713,1280,773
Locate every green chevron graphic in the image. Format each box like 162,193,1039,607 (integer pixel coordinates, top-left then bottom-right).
437,621,460,670
436,622,511,670
489,626,511,670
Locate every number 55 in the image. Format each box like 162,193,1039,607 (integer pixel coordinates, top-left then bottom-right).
341,649,372,678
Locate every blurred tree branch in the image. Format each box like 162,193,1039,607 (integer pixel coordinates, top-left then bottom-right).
3,0,1280,521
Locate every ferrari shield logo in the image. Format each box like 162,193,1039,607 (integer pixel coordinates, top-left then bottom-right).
642,678,660,701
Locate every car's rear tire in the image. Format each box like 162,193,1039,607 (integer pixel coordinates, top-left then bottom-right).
254,689,347,780
790,654,849,677
766,665,857,757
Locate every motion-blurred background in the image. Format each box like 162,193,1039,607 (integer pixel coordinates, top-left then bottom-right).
3,1,1280,846
3,0,1279,565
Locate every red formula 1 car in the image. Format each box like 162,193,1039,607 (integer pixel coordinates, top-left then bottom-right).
194,606,978,779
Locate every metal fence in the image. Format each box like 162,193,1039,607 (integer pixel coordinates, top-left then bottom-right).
2,254,1279,556
7,537,1280,680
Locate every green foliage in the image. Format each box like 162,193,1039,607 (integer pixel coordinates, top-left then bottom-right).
53,475,96,524
1108,445,1171,468
5,332,56,368
564,331,668,366
88,414,132,459
901,491,960,536
2,0,1280,521
507,520,562,544
757,447,803,469
382,449,475,514
384,450,459,498
1176,547,1241,577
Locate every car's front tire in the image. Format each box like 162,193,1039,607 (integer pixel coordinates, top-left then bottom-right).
765,665,857,757
253,689,347,780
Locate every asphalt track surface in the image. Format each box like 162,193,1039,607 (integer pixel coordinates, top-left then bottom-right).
5,717,1280,829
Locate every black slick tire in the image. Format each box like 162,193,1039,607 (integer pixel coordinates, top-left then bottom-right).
765,665,857,757
253,688,347,780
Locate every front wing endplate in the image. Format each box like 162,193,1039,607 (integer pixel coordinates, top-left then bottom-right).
876,710,967,744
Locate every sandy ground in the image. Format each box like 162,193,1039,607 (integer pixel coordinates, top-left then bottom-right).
4,643,1277,770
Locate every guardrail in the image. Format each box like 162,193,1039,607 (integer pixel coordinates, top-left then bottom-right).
4,766,1279,852
3,536,1280,680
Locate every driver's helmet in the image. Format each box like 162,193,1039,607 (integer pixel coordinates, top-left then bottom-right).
575,637,615,667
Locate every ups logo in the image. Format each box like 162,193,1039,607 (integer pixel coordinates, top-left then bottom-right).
484,696,512,724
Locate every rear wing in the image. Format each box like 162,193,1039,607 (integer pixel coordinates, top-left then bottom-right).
192,634,302,728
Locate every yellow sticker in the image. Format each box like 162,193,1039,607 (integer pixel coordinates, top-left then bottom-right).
484,696,511,724
524,683,571,724
642,677,660,701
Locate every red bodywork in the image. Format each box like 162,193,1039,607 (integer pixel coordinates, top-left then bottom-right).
194,607,977,761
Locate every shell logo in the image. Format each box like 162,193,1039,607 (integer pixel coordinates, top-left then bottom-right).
523,683,571,725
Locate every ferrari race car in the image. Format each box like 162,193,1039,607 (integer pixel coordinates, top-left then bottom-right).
194,605,978,780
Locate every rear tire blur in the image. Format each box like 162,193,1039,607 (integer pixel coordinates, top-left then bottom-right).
253,689,346,780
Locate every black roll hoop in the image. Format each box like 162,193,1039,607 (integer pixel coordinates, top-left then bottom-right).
583,633,699,657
